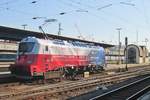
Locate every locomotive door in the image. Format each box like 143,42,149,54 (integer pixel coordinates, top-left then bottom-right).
43,45,51,72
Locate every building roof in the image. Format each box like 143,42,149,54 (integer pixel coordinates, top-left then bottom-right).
0,26,114,48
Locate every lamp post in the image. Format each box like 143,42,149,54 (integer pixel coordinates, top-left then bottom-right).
116,28,122,64
145,38,148,47
58,23,63,36
22,24,27,30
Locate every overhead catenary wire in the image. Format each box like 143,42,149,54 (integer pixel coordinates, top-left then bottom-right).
0,0,57,23
69,0,96,9
0,0,143,31
0,0,19,6
70,0,150,35
121,0,150,34
59,0,121,27
74,23,83,39
58,0,126,43
0,6,41,20
59,0,150,45
0,0,43,18
141,0,150,28
97,4,113,10
0,1,58,33
0,0,150,45
66,1,128,23
68,0,146,29
31,0,42,4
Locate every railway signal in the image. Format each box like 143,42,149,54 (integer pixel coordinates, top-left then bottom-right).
125,37,128,71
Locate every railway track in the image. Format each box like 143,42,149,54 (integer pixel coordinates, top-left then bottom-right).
0,64,149,86
127,85,150,100
0,74,17,85
90,75,150,100
0,64,149,84
0,66,150,100
0,64,149,87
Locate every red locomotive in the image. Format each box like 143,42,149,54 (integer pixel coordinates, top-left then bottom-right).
10,37,105,79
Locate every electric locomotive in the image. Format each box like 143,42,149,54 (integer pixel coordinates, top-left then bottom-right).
10,37,105,79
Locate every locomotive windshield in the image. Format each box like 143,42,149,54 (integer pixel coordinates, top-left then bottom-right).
19,42,35,53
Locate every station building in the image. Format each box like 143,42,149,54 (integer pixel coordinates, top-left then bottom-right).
105,46,125,64
0,41,18,61
106,44,149,64
125,44,149,64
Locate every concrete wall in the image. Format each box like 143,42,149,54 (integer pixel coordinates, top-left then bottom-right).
0,42,18,51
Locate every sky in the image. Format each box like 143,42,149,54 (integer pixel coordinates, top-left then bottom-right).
0,0,150,48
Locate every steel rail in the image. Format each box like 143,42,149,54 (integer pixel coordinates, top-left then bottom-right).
126,85,150,100
16,70,150,99
0,66,150,99
0,65,147,88
90,75,150,100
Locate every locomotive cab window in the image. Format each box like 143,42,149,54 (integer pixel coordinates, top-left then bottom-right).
19,42,35,53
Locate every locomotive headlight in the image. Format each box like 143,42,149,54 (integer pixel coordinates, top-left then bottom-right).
27,60,32,64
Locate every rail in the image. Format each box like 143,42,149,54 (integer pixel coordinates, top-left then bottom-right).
126,85,150,100
3,69,150,99
0,65,150,99
90,75,150,100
